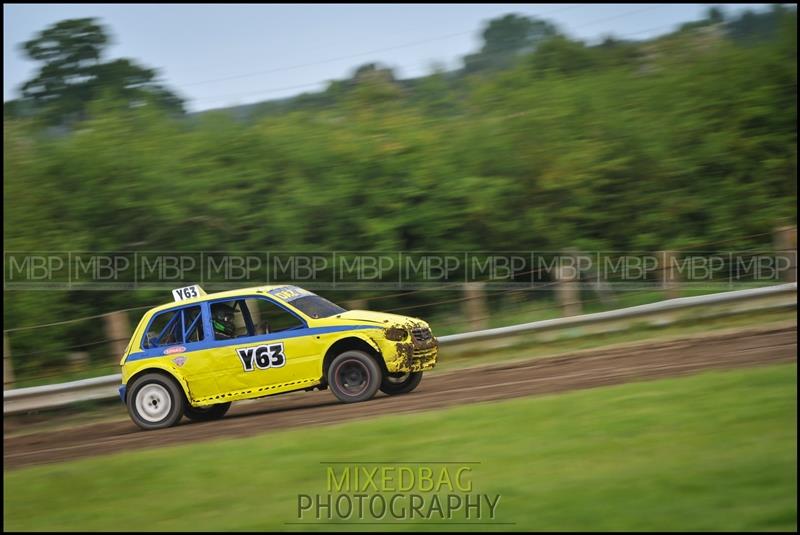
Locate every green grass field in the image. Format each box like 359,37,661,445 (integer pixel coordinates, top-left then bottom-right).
4,363,796,531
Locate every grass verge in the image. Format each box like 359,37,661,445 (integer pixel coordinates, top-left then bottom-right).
4,363,796,531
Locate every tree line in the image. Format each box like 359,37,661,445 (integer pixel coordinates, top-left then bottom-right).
3,6,797,376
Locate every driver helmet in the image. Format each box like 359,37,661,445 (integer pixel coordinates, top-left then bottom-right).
212,303,236,338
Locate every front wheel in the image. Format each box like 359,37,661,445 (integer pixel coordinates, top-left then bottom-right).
184,402,231,422
328,350,382,403
126,373,184,430
380,371,423,395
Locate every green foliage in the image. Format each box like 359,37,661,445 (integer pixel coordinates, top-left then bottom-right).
528,36,597,75
3,9,797,376
17,18,184,125
464,13,559,73
727,4,794,44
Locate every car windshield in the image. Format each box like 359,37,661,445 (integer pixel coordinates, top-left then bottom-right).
288,294,346,319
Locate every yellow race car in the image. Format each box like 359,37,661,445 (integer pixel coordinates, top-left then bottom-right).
119,284,438,430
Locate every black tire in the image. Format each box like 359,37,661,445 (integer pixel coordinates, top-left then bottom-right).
380,371,423,395
126,373,184,430
184,402,231,422
328,350,382,403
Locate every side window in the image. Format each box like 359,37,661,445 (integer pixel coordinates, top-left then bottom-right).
183,306,205,343
211,299,251,341
144,306,204,348
210,297,305,340
251,298,305,335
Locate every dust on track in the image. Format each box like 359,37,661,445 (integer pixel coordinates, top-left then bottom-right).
4,326,796,471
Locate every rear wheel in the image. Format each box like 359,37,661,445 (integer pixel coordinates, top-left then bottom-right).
184,402,231,422
127,373,184,430
380,371,423,395
328,350,382,403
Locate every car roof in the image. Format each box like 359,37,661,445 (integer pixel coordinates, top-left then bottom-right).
146,285,292,315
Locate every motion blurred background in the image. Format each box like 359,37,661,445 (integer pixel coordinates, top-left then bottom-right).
4,3,796,386
2,5,797,530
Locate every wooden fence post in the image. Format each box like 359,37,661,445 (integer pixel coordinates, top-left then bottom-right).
555,255,582,317
774,226,797,283
67,351,91,372
3,333,14,389
104,311,131,362
462,282,488,331
659,250,681,299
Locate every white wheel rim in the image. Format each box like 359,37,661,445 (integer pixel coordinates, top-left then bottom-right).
135,384,172,423
387,373,410,384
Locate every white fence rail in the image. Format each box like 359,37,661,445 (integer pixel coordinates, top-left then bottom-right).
4,283,796,415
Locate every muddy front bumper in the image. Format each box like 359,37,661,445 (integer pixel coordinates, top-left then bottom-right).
383,326,439,373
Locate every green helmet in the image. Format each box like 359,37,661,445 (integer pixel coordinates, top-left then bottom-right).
212,303,236,338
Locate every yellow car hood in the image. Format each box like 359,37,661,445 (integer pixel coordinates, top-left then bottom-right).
332,310,426,327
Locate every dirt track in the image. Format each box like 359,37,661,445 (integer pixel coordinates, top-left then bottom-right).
4,326,796,470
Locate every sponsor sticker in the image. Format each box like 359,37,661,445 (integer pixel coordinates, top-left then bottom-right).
267,285,311,302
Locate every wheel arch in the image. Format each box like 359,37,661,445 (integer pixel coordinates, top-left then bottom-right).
322,335,387,383
126,365,190,404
